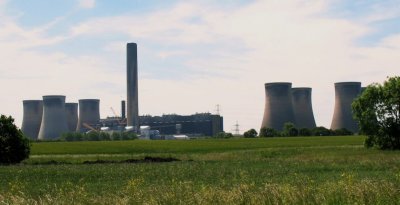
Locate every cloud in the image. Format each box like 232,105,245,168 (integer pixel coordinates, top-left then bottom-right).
77,0,95,9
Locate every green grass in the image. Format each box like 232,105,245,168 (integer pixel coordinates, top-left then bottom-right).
1,136,400,204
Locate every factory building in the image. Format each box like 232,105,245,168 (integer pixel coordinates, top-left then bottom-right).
21,100,43,139
330,82,362,133
38,95,69,140
261,82,296,131
291,87,316,129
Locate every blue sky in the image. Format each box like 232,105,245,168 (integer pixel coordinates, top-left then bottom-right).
0,0,399,133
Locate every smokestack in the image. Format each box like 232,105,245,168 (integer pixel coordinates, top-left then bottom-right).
261,82,295,131
76,99,100,132
121,100,126,119
330,82,361,133
291,87,316,129
127,43,139,132
65,103,78,132
38,95,68,140
21,100,43,139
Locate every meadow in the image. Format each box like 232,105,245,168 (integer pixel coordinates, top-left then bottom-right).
1,136,400,204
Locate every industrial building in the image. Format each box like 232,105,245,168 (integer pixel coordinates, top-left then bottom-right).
261,82,296,131
21,100,43,140
291,88,316,129
38,95,69,140
21,42,224,140
330,82,362,133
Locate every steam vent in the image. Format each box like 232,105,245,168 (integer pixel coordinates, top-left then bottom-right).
261,82,295,131
65,103,78,132
291,88,316,129
21,100,43,139
38,95,69,140
330,82,362,133
76,99,100,132
127,42,139,132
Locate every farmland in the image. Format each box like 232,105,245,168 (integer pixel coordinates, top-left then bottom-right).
1,136,400,204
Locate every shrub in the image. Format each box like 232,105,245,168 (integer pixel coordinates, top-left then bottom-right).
259,127,280,137
299,128,312,136
0,115,30,164
243,129,258,138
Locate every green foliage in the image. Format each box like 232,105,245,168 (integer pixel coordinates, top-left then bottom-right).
282,122,298,137
0,115,30,164
332,128,353,136
259,127,280,137
352,76,400,150
299,128,312,136
59,131,136,142
214,131,234,139
312,126,332,136
243,129,257,138
111,132,121,140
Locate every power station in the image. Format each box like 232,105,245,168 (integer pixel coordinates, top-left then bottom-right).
261,82,295,131
21,100,43,140
291,87,316,129
330,82,362,133
65,103,78,132
21,42,223,140
20,42,366,139
76,99,100,132
38,95,69,140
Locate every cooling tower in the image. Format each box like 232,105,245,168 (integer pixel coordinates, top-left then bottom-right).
21,100,43,139
38,95,68,140
127,43,139,132
330,82,361,133
65,103,78,132
76,99,100,132
291,88,316,129
261,82,296,131
121,100,126,119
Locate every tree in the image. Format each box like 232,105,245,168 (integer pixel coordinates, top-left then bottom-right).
299,128,312,136
332,128,353,136
0,115,30,164
282,122,298,137
311,126,332,136
259,127,280,137
352,76,400,149
243,129,258,138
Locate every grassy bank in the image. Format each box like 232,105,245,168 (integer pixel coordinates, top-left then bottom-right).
1,136,400,204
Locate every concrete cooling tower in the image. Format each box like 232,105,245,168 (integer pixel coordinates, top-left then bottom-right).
261,82,295,131
38,95,69,140
291,88,316,129
76,99,100,132
330,82,361,133
21,100,43,139
127,43,139,132
65,103,78,132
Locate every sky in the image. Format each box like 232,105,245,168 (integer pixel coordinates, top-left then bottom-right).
0,0,399,133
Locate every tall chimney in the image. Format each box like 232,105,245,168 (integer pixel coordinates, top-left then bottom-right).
121,100,126,119
127,43,139,132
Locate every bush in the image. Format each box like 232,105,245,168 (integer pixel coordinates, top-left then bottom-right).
259,127,280,137
299,128,312,136
243,129,258,138
215,132,234,139
312,126,332,136
282,122,298,137
332,128,353,136
0,115,30,164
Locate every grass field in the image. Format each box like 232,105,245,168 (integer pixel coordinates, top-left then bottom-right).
1,136,400,204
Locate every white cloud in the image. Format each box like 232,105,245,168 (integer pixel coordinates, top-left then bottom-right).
77,0,95,9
